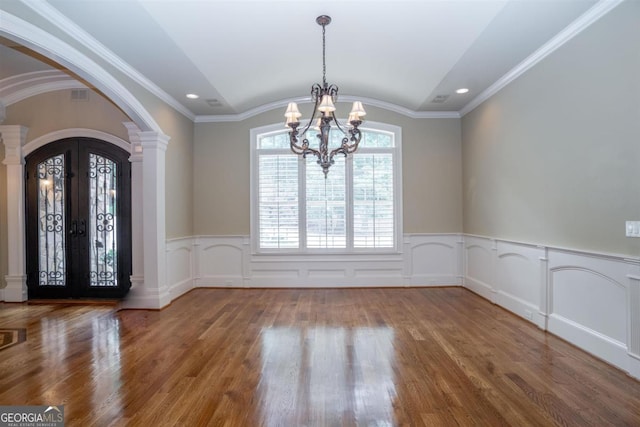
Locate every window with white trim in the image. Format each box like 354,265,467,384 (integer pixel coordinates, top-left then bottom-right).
251,122,402,253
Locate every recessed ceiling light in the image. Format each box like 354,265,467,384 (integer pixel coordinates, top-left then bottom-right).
455,88,469,94
186,93,199,99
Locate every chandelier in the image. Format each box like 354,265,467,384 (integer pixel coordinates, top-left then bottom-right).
284,15,366,177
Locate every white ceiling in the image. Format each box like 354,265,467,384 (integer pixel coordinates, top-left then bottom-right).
0,0,607,119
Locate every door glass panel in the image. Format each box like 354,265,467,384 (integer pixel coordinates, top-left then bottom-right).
89,153,118,287
37,155,66,286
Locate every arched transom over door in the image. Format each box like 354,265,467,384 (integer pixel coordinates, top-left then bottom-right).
25,137,132,299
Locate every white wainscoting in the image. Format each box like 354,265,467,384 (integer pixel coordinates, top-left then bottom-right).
403,234,463,286
179,234,463,289
463,235,640,380
165,234,462,291
463,236,497,302
165,237,196,300
547,249,640,378
193,236,248,288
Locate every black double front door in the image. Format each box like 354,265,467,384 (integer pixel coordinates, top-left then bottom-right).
25,138,132,299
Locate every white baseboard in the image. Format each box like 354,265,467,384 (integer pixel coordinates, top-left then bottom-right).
495,290,545,329
169,278,194,299
463,276,495,302
119,285,172,310
548,313,628,369
628,354,640,379
3,275,28,302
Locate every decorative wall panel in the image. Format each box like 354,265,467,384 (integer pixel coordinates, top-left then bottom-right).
463,235,640,380
165,238,194,298
463,236,495,301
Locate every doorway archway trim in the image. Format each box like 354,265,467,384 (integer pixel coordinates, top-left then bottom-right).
24,128,131,156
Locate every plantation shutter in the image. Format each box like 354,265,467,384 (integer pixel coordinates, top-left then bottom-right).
306,157,346,248
353,153,394,248
258,154,299,249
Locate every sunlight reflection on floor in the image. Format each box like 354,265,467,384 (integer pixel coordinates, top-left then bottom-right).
258,326,395,426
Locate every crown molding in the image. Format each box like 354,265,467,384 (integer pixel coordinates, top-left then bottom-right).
19,0,195,121
352,96,460,119
459,0,624,117
195,95,460,123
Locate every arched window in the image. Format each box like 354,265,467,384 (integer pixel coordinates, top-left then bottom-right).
251,122,402,253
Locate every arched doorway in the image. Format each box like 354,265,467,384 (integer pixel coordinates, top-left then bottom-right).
25,137,132,299
1,7,171,306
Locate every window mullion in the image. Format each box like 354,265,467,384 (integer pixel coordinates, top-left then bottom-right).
346,155,354,251
299,156,307,251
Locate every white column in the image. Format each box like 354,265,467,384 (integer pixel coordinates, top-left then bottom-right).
120,129,171,309
123,122,144,294
0,125,29,302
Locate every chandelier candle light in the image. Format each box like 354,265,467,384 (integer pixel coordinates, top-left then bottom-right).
285,15,366,177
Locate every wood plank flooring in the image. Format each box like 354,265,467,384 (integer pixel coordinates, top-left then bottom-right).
0,287,639,426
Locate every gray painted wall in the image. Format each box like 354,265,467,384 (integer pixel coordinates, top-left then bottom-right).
462,0,640,257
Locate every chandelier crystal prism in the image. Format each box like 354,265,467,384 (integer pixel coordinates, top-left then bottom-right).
285,15,366,177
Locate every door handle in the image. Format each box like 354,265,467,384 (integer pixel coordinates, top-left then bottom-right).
78,219,86,236
70,220,77,236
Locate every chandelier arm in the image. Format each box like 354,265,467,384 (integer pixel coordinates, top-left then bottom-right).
310,83,323,103
328,146,347,163
303,144,321,159
288,125,307,154
329,124,363,162
326,84,339,102
289,141,307,155
288,126,321,160
288,86,321,154
291,139,318,158
292,141,321,161
297,86,322,136
348,126,363,153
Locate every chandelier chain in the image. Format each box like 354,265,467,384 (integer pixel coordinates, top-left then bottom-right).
322,22,327,87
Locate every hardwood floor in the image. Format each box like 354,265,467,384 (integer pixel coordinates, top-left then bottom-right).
0,287,639,426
